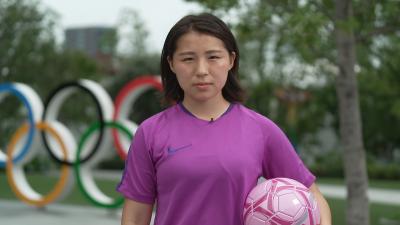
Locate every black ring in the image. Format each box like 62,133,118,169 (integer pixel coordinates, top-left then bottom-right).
41,81,105,166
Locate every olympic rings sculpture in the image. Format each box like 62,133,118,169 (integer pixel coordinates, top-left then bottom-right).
0,75,163,208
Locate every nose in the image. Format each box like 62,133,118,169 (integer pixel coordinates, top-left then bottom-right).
195,58,208,77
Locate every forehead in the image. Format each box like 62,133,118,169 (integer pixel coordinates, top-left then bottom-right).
174,31,227,53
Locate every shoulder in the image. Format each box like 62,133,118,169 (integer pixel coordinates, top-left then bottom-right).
235,104,277,127
138,104,179,132
131,105,179,151
234,104,284,138
136,104,187,142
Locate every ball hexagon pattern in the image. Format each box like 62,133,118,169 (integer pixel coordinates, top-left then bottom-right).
244,177,320,225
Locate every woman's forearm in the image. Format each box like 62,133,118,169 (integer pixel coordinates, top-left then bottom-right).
310,183,332,225
121,199,153,225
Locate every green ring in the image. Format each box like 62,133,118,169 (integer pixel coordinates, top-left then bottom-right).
74,121,133,208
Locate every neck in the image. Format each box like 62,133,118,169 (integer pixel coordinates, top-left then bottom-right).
182,96,230,121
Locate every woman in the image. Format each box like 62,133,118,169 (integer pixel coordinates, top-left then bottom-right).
117,13,331,225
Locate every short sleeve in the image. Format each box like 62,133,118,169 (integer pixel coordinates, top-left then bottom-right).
262,121,315,188
116,125,156,204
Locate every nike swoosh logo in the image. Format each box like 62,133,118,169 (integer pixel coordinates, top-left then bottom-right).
168,144,192,155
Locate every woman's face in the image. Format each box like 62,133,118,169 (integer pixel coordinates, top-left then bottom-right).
168,31,235,104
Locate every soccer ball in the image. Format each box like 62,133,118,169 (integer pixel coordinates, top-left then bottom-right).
243,177,320,225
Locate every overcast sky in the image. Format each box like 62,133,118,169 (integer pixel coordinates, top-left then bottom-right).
40,0,202,51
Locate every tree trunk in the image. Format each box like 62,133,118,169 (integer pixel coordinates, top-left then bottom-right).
334,0,370,225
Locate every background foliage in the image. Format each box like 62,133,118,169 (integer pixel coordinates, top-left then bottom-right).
1,0,400,178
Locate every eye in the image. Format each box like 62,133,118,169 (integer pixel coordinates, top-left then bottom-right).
209,55,221,60
182,57,194,62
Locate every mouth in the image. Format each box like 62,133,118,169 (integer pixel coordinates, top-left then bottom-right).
194,82,212,87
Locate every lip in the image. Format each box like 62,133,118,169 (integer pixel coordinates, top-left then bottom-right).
193,82,212,86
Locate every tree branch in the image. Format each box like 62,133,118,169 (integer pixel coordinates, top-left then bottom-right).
356,25,400,43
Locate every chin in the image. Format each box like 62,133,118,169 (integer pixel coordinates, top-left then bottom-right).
185,91,221,103
193,97,211,102
194,95,220,103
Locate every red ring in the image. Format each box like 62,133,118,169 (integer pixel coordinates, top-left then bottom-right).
112,75,162,159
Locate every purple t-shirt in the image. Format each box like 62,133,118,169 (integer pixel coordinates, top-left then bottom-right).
117,103,315,225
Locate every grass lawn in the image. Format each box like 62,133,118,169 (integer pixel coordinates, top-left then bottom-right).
1,172,400,224
0,172,121,206
327,198,400,225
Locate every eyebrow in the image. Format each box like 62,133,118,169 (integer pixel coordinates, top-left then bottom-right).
206,50,224,54
177,52,195,56
176,50,225,56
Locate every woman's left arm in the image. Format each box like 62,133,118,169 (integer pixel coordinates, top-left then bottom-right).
309,183,332,225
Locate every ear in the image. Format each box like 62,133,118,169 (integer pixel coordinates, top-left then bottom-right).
229,51,236,70
167,56,175,73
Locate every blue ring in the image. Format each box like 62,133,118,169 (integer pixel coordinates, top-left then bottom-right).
0,83,35,168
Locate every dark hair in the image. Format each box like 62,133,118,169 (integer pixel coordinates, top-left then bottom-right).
160,13,245,104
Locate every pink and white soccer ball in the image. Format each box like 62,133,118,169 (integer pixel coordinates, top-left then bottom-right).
243,177,320,225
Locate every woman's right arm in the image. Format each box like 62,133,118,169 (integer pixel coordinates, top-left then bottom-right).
121,198,154,225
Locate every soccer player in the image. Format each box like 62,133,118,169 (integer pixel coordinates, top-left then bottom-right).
117,13,331,225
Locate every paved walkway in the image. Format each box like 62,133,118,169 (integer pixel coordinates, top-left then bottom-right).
0,200,156,225
318,184,400,206
0,200,123,225
0,184,398,225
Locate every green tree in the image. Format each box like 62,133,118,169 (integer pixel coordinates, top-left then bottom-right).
117,8,150,57
0,0,99,150
334,1,369,223
0,0,99,87
106,9,163,123
359,36,400,162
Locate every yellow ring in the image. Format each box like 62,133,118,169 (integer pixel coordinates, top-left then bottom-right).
6,122,70,207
